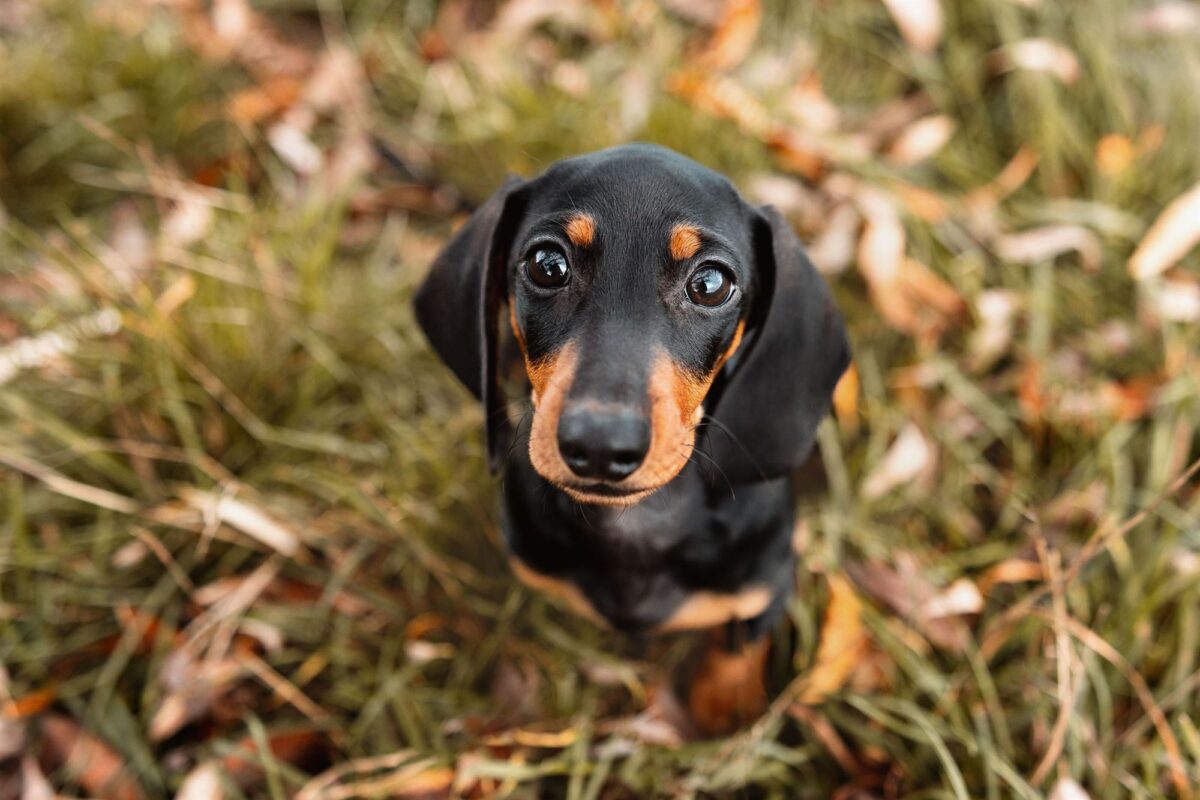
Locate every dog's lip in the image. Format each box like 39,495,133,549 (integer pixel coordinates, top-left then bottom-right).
561,481,643,497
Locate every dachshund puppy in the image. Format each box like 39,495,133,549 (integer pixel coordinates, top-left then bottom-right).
415,144,849,731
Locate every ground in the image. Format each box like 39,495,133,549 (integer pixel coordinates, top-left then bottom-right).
1,0,1199,797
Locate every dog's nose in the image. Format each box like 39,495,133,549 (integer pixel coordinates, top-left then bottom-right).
557,405,650,481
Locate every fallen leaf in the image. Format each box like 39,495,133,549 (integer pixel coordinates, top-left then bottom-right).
268,122,323,175
887,114,956,165
855,188,965,338
1050,777,1091,800
38,714,144,800
21,755,55,800
881,0,943,52
994,38,1080,83
978,559,1043,596
227,77,303,124
1146,276,1200,322
833,363,860,430
696,0,762,70
807,202,860,274
968,289,1020,371
847,554,973,651
1095,133,1135,175
160,190,214,250
1128,1,1200,35
796,575,867,703
861,424,933,499
996,225,1101,271
177,761,225,800
919,578,983,619
1129,181,1200,279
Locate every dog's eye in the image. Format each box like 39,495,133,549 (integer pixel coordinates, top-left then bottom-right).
526,247,571,289
685,265,734,307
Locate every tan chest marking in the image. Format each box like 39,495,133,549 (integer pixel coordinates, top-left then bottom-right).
656,585,774,633
508,556,607,627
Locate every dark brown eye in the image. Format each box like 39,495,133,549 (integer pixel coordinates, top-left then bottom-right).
685,265,733,307
526,247,571,289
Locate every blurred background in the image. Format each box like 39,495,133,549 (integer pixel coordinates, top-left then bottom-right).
1,0,1199,797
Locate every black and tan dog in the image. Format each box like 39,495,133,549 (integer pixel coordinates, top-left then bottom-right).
415,144,849,730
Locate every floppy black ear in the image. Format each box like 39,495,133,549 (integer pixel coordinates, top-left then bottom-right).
414,176,527,472
704,204,851,485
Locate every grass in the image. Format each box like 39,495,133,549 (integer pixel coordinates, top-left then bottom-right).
1,0,1199,797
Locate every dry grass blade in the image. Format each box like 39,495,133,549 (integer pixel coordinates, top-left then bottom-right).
179,487,301,556
0,450,139,514
1129,181,1200,279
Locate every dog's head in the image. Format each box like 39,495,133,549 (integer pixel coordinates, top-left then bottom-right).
415,144,850,505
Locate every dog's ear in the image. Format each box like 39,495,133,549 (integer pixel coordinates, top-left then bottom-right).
704,204,851,485
414,175,527,472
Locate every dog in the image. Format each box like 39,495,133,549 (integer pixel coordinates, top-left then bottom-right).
415,144,849,731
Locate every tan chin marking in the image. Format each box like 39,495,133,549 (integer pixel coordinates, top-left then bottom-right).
528,343,581,484
656,585,773,632
564,213,595,248
509,556,606,626
670,223,702,260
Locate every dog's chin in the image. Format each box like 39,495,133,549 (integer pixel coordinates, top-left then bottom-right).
558,482,659,507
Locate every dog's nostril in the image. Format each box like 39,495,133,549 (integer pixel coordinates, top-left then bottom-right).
557,406,650,482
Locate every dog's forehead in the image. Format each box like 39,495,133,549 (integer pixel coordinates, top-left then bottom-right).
522,145,750,244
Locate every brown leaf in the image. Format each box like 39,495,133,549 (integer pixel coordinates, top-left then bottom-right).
796,575,867,704
1095,133,1135,175
977,559,1043,596
227,77,303,125
221,729,331,789
696,0,762,70
833,363,860,431
847,555,975,651
38,714,144,800
1130,181,1200,279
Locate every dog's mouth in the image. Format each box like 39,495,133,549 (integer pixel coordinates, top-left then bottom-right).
557,480,659,507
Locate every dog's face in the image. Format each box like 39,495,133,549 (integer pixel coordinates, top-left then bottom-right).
506,153,756,505
415,145,850,504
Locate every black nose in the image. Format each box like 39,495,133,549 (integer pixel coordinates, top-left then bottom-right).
557,405,650,481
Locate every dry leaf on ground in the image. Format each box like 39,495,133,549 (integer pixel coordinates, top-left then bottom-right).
881,0,943,52
1129,181,1200,279
861,424,934,499
38,714,144,800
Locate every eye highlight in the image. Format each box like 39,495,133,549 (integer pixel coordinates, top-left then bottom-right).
526,246,571,289
685,264,734,307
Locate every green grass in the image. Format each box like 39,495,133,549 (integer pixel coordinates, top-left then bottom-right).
2,0,1199,797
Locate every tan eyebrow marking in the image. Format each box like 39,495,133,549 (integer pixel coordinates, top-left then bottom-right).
670,223,702,260
564,213,595,247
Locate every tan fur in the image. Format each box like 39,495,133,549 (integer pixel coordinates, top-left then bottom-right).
508,303,526,357
669,223,702,260
656,585,773,632
509,556,606,625
527,343,581,480
688,633,770,735
564,213,595,247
